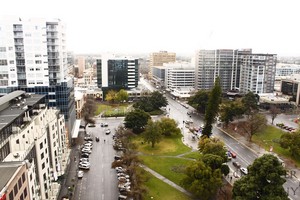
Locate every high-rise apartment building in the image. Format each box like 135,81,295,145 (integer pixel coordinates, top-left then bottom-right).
76,56,85,77
96,54,139,94
149,51,176,77
194,49,276,94
0,17,75,143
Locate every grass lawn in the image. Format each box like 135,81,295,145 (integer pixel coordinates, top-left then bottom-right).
133,134,192,156
181,151,201,160
252,125,300,166
95,103,130,116
140,155,194,186
143,169,193,200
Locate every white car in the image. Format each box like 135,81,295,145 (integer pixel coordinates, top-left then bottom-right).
81,148,92,154
240,167,248,175
79,158,89,162
79,163,90,170
77,170,84,178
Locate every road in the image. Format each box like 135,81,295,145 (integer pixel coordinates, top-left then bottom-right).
141,78,300,200
74,118,123,200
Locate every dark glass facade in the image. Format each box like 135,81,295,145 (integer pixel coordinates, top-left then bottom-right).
281,81,298,102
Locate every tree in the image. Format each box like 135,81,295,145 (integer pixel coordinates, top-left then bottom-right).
149,91,168,110
82,96,97,130
198,136,227,162
142,120,162,148
269,105,281,125
202,77,222,137
124,109,151,134
202,154,224,171
188,90,210,114
241,91,258,117
116,89,129,103
133,97,153,112
181,160,223,200
232,154,288,200
280,131,300,158
158,117,181,136
219,101,244,127
240,113,267,141
105,90,117,103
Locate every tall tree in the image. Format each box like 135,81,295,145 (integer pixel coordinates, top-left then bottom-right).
116,89,129,103
142,120,162,148
181,160,223,200
124,109,151,134
82,96,97,129
240,113,267,141
269,105,281,125
188,90,210,114
232,154,288,200
149,91,168,110
242,91,258,117
202,77,222,137
158,117,181,136
105,90,117,103
280,131,300,158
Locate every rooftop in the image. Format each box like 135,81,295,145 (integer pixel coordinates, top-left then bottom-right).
0,161,25,194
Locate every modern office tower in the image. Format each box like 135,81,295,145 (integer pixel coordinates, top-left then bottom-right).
96,54,139,94
163,62,195,91
239,53,277,94
194,49,239,92
0,17,75,144
0,91,69,200
149,51,176,77
0,161,31,200
194,49,276,94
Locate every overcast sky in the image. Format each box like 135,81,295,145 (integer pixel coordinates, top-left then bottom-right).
2,0,300,56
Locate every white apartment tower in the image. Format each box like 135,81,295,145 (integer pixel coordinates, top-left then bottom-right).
0,17,67,93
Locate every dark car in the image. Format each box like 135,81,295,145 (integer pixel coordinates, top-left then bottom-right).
233,161,241,168
229,150,237,158
101,123,108,127
95,137,100,142
81,153,89,158
88,124,96,127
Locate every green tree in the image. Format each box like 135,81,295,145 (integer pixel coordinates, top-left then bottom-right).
158,117,181,136
105,90,117,103
181,160,223,200
240,113,267,141
149,91,168,110
232,154,288,200
116,89,129,103
142,120,162,148
242,91,258,117
202,154,224,171
219,101,244,127
198,136,227,162
280,131,300,158
133,97,153,112
124,109,151,134
188,90,210,114
202,77,222,137
82,96,97,129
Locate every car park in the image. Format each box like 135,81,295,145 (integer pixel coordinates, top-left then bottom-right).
240,167,248,175
77,170,84,178
233,161,241,168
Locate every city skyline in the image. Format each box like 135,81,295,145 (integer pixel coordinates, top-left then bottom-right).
2,0,300,56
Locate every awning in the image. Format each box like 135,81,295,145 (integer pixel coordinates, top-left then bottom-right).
72,119,81,139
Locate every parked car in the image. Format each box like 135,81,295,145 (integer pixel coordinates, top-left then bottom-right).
95,137,100,142
101,123,108,127
229,151,237,158
79,158,89,162
84,137,93,141
114,155,122,160
81,153,89,158
240,167,248,175
233,161,241,168
105,129,111,135
81,148,92,154
79,164,90,170
77,170,84,178
83,143,93,148
88,124,96,127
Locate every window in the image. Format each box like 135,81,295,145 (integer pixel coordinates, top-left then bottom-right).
0,60,7,65
42,162,45,169
16,139,19,144
9,191,13,200
22,173,25,183
18,177,22,189
40,142,43,149
0,47,6,52
9,60,14,64
14,184,18,195
41,152,44,159
24,188,27,198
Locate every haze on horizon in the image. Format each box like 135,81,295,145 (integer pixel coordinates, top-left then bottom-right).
2,0,300,57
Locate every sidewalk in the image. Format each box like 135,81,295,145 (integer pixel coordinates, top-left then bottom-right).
57,143,80,200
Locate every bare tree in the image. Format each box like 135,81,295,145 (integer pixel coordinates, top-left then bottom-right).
82,96,97,130
240,113,267,141
269,105,280,125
